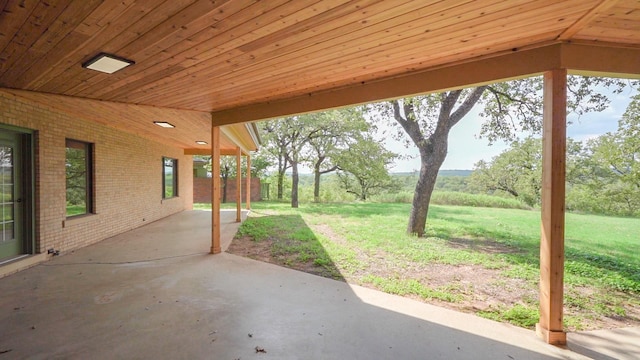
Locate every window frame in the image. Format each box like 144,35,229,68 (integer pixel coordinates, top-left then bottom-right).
65,139,94,218
162,157,178,199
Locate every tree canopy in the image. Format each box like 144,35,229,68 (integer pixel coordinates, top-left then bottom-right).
470,93,640,216
335,135,398,201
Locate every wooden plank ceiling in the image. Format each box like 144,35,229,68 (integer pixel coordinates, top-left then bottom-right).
0,0,639,147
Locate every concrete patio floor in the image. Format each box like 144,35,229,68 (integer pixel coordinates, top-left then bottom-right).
1,210,638,359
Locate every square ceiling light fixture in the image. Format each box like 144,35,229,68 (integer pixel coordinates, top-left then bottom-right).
153,121,175,128
82,53,134,74
195,141,208,145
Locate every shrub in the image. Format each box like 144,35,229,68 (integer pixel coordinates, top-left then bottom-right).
430,191,531,209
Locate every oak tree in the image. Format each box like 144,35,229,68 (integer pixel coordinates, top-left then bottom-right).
371,76,626,236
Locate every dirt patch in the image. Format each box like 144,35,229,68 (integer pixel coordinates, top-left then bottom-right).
226,236,274,263
446,237,522,254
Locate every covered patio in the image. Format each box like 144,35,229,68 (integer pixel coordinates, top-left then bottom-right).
0,0,639,350
1,210,637,359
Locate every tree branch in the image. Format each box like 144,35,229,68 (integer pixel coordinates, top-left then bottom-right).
449,86,487,128
319,165,338,175
392,100,426,147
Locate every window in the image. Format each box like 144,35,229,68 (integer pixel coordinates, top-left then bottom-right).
65,139,93,217
163,157,178,198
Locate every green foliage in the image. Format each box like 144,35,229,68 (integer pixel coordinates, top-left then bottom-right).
370,191,415,203
433,175,470,192
361,275,461,302
469,137,542,206
430,191,530,209
296,175,358,203
479,76,626,142
304,108,369,180
260,109,376,206
569,94,640,216
477,304,539,328
335,136,398,200
470,92,640,216
65,204,86,216
371,190,530,209
65,147,87,208
235,216,275,241
394,172,473,193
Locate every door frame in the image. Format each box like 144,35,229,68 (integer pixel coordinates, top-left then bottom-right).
0,124,35,259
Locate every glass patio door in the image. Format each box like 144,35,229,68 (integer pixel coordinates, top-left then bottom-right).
0,131,23,261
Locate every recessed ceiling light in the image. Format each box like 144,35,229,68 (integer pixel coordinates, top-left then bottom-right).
195,141,208,145
82,53,134,74
153,121,175,128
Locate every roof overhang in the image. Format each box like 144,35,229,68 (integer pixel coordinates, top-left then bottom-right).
0,0,638,142
0,87,259,154
210,41,640,125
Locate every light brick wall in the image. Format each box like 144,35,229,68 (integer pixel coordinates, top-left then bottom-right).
0,92,193,254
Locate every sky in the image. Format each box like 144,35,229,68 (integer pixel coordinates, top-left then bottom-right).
380,85,637,172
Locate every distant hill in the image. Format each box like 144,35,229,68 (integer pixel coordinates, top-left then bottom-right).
439,170,473,177
392,170,473,177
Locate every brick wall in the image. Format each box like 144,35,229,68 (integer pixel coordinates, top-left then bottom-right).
193,177,261,203
0,92,193,255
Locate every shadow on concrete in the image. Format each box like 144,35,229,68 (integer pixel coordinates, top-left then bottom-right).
0,210,603,359
568,327,640,360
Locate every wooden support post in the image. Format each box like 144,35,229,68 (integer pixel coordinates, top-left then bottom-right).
210,126,221,254
246,154,251,210
236,146,242,223
536,69,567,345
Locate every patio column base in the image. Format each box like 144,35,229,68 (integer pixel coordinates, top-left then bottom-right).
536,323,566,345
210,246,221,254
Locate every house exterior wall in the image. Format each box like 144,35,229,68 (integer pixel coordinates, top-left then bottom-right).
0,92,193,255
193,177,261,203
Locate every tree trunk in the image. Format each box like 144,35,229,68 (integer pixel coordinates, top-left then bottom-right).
395,88,486,237
277,171,284,200
313,161,321,203
222,176,228,203
408,137,449,236
291,160,299,208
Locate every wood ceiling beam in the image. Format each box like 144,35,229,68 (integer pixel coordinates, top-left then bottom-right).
556,0,620,41
185,148,238,156
563,41,640,78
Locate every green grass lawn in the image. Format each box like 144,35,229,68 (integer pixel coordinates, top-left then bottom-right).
214,201,640,331
66,204,86,216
